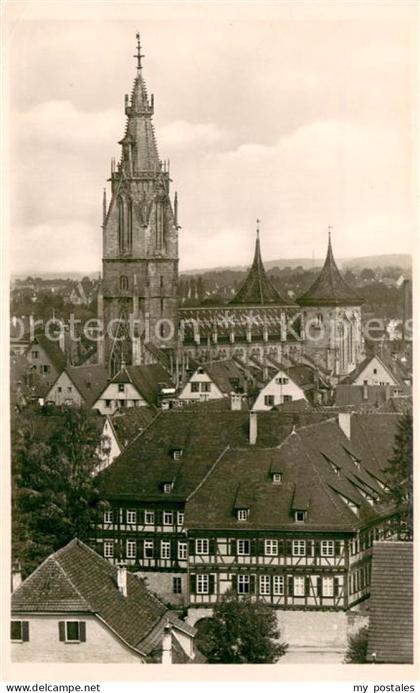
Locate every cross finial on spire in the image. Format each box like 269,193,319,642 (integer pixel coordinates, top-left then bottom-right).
256,218,261,237
134,32,144,71
328,224,333,239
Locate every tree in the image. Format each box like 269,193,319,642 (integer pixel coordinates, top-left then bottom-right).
360,268,376,281
12,404,106,576
196,590,288,663
384,413,413,540
345,626,368,663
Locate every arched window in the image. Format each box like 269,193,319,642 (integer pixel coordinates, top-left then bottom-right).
127,199,133,253
118,197,125,253
120,275,129,291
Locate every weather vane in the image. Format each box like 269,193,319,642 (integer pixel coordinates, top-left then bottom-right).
134,33,144,71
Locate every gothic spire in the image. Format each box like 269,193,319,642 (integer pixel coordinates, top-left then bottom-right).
230,224,288,306
297,230,364,307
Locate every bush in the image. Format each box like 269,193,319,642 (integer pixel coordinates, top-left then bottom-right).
345,626,369,663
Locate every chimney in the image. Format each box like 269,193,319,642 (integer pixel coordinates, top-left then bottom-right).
11,561,22,592
116,565,128,597
249,411,258,445
230,393,242,411
362,382,369,401
162,623,172,665
338,412,351,439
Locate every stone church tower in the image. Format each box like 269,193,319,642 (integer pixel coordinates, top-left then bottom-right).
98,35,179,374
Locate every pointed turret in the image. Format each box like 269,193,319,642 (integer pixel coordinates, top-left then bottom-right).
297,232,364,307
230,225,288,305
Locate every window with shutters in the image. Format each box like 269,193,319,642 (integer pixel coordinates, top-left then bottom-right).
238,575,250,594
103,510,113,523
292,540,306,556
145,510,155,525
126,509,136,524
64,621,84,642
293,576,305,596
11,621,29,642
163,511,173,526
273,575,284,596
322,576,334,597
172,577,182,594
126,540,136,558
161,541,171,559
178,541,187,560
321,540,334,557
177,511,184,526
144,540,154,558
259,575,271,595
237,539,250,556
197,574,209,594
265,539,278,556
104,540,114,558
195,539,209,555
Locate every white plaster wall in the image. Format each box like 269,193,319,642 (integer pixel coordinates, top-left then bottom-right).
178,370,224,401
94,383,148,414
253,371,306,411
353,358,398,386
46,372,83,407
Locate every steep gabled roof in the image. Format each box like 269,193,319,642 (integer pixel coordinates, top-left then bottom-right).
50,365,109,407
100,364,172,408
230,231,288,306
297,235,364,307
367,542,413,663
27,334,66,372
197,360,245,395
12,538,192,659
340,352,409,388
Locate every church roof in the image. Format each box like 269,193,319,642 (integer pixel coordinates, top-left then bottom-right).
230,231,288,306
297,235,364,307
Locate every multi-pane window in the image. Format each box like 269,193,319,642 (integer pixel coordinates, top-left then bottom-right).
172,449,183,460
126,540,136,559
104,540,113,558
144,510,155,525
293,576,305,596
161,541,171,559
11,621,27,642
31,351,39,358
195,539,209,555
273,575,284,596
201,382,211,392
321,540,335,557
237,509,249,521
144,540,154,559
276,377,289,385
238,575,250,594
178,542,187,560
272,473,282,485
163,483,173,494
163,511,173,526
264,395,275,407
126,510,136,525
197,574,209,594
191,382,200,393
177,511,184,526
292,540,306,556
172,577,182,594
265,540,278,556
259,575,271,595
237,539,250,556
103,510,113,523
322,576,334,597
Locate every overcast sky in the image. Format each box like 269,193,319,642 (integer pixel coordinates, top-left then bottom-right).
6,2,416,274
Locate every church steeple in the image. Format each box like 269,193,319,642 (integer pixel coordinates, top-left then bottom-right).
230,223,288,306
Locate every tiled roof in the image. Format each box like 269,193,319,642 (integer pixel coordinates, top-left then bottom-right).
376,397,412,414
98,410,330,502
297,236,364,307
199,360,246,395
107,364,172,407
57,365,109,407
230,232,288,306
367,542,413,663
184,415,400,532
110,407,158,448
10,354,49,406
27,334,67,372
274,398,313,413
340,353,410,388
12,538,192,659
334,385,395,408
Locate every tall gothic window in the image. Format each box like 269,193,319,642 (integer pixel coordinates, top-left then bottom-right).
118,196,125,253
127,199,133,253
156,202,165,250
120,275,129,291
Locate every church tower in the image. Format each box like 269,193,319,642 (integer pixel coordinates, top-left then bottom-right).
99,34,179,374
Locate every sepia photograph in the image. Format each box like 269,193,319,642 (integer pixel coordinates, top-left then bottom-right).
2,0,416,682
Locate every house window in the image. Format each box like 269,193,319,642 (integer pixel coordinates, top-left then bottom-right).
42,365,50,374
104,540,114,558
195,539,209,555
322,576,334,597
57,386,62,393
163,511,173,526
120,275,129,291
321,540,335,557
160,541,171,559
191,382,200,393
67,386,72,393
172,449,183,460
259,575,271,595
237,539,250,556
31,350,39,358
273,575,284,596
283,395,292,403
294,511,306,523
265,540,278,556
11,621,29,642
126,509,136,524
126,540,136,559
144,540,154,559
118,383,125,393
293,576,305,596
144,510,155,525
177,511,184,526
292,540,306,556
272,473,282,485
178,542,187,560
103,510,113,523
373,368,377,375
264,395,275,407
276,377,289,385
163,483,173,494
105,399,111,408
197,574,209,594
238,575,250,594
63,621,85,643
237,509,249,521
172,577,182,594
201,382,211,393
